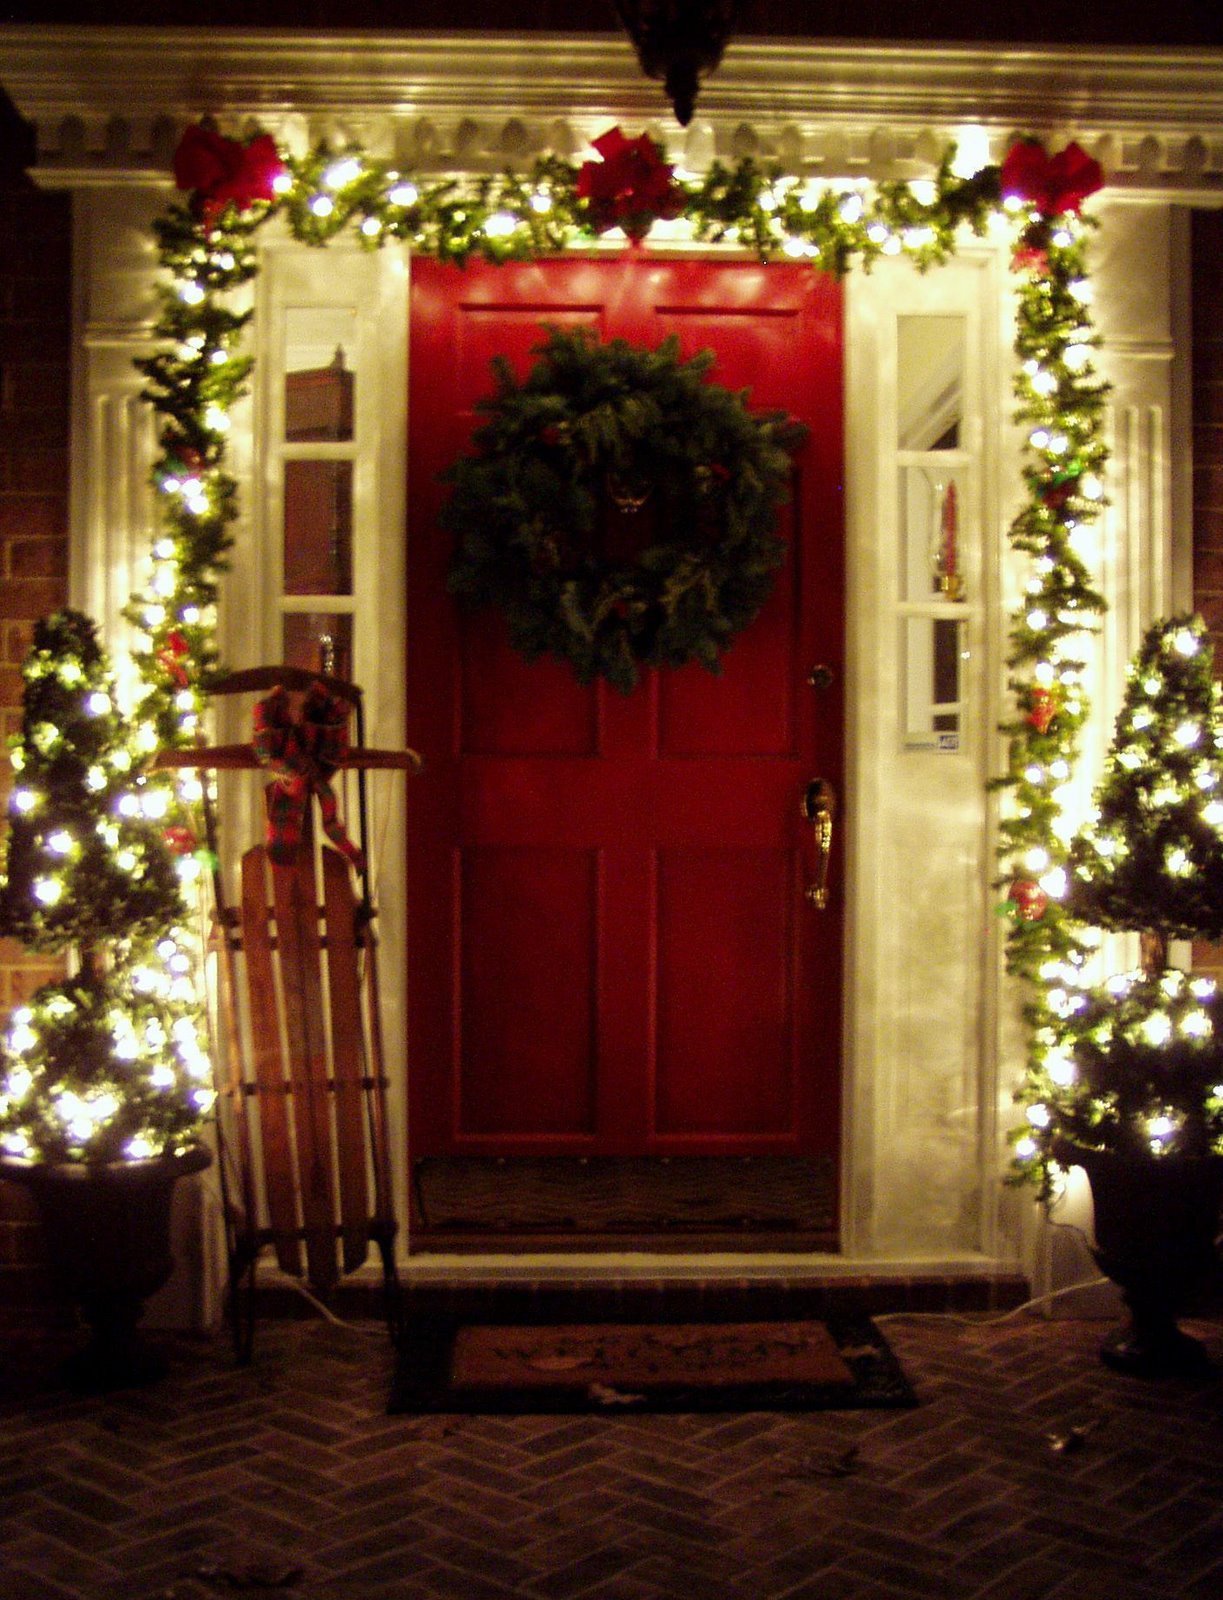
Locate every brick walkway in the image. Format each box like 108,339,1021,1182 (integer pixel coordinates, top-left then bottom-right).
2,1306,1221,1600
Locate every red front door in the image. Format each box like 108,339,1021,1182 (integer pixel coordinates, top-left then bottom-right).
407,257,844,1247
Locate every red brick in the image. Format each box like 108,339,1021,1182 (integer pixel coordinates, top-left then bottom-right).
0,275,74,325
0,192,69,243
1194,462,1223,510
1193,547,1223,593
0,322,70,362
0,577,65,620
1,933,38,964
5,962,65,1006
1195,506,1223,549
0,493,67,542
0,407,69,449
1192,383,1223,429
1,619,34,665
1195,209,1223,636
1194,426,1223,472
0,449,68,495
0,363,70,414
6,537,67,580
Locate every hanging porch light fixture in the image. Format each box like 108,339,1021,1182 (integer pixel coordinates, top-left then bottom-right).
613,1,741,126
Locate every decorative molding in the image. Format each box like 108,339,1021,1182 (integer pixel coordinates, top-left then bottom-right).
81,322,161,349
4,27,1223,187
1099,337,1176,360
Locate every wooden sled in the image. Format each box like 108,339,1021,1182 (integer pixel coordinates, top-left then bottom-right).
157,666,422,1361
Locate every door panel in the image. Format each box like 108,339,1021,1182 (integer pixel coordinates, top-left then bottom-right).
655,846,796,1137
407,257,844,1244
458,845,598,1137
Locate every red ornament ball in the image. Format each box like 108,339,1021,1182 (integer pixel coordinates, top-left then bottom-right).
1026,687,1058,735
1008,879,1049,922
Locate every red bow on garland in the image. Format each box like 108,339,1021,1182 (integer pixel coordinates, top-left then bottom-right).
157,629,191,688
576,126,684,243
1000,139,1104,218
252,682,363,870
174,121,285,227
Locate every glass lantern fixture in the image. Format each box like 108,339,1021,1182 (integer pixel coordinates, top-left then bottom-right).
614,0,741,125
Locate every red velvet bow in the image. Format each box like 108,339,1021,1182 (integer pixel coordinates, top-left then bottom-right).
252,682,363,870
157,629,191,688
576,126,684,243
1000,140,1104,218
174,122,285,227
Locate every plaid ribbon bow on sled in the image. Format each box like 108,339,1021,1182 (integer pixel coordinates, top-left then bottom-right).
252,681,364,870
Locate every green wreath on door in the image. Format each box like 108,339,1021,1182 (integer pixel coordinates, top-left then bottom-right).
443,326,808,694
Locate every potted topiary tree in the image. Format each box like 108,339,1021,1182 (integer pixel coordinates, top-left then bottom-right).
1014,612,1223,1376
0,610,214,1389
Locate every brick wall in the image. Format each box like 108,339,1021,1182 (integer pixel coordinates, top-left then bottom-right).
1191,210,1223,983
0,93,71,1298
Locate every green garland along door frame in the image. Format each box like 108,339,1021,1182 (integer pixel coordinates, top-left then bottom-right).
128,125,1112,1190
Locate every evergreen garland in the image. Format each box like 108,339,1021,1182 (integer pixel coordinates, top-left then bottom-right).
98,120,1118,1193
984,180,1113,1190
444,327,807,692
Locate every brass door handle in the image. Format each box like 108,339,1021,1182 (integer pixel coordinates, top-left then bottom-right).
801,779,836,909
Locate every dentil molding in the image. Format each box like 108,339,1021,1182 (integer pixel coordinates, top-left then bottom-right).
3,27,1222,190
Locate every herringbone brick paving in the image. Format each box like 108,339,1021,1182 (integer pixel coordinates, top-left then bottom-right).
2,1308,1221,1600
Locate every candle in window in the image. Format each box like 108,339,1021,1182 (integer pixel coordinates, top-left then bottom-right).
933,480,964,600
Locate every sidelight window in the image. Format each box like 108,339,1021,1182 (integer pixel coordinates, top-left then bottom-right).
895,314,973,751
279,307,358,679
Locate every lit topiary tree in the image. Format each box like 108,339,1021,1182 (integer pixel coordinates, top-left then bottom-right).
0,610,213,1165
1012,613,1223,1376
1067,613,1223,957
1014,614,1223,1173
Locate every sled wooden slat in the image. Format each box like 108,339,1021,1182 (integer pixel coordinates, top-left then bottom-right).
192,663,411,1360
239,848,303,1278
321,848,372,1273
271,848,339,1293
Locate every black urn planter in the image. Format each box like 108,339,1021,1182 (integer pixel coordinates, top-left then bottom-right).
0,1145,211,1391
1059,1141,1223,1378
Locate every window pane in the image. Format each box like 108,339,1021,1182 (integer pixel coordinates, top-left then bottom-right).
283,612,353,681
283,459,352,595
899,465,965,602
903,616,964,750
897,315,964,450
285,308,356,441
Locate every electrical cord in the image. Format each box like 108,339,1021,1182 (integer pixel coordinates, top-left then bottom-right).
873,1275,1112,1328
282,1276,386,1335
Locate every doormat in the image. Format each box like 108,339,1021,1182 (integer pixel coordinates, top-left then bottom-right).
388,1316,916,1414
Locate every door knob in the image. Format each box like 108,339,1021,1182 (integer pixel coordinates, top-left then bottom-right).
801,779,836,909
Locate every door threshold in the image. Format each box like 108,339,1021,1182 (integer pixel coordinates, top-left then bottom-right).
397,1250,1023,1282
407,1229,837,1255
253,1253,1030,1320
